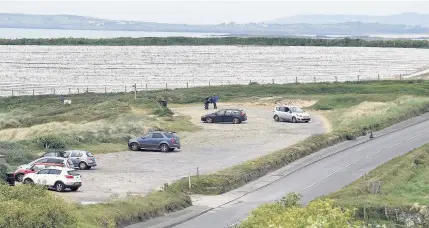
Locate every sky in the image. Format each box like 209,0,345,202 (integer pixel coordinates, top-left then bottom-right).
1,0,429,24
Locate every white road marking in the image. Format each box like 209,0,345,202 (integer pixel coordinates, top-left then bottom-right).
408,133,423,140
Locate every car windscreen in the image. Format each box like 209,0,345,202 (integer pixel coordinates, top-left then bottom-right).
291,107,305,113
86,152,94,157
67,159,74,166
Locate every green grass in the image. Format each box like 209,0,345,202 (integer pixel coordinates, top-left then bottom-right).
328,144,429,226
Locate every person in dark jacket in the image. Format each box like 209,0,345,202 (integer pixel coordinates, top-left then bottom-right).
204,96,212,110
212,94,219,109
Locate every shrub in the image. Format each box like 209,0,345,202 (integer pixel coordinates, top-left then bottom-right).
34,135,66,149
0,142,35,166
152,106,174,117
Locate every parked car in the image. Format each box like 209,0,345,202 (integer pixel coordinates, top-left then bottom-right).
63,150,97,170
201,109,247,124
22,167,82,192
128,131,180,152
14,157,74,182
40,150,67,158
273,105,311,123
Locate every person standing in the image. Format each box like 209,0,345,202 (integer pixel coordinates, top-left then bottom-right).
204,96,211,110
212,94,219,109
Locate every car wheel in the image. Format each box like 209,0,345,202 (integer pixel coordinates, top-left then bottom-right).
130,142,139,151
206,117,213,123
232,118,240,124
55,182,65,192
23,178,34,185
70,187,79,192
292,117,297,123
305,120,309,123
79,162,88,170
169,148,175,152
87,166,92,170
15,173,24,182
274,115,280,122
160,143,170,152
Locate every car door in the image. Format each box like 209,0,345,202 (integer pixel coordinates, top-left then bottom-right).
150,133,165,149
35,169,50,185
69,151,81,167
47,169,61,186
138,134,152,149
223,110,234,122
283,106,292,121
214,110,225,122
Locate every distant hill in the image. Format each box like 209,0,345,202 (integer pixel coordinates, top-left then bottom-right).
1,13,429,37
268,12,429,27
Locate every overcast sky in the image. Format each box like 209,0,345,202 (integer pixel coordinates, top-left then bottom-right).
1,0,429,24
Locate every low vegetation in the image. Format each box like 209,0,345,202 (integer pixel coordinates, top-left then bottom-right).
329,143,429,227
1,37,428,48
2,80,429,227
239,193,363,228
0,182,191,228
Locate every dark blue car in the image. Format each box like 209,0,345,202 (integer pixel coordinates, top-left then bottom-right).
201,109,247,124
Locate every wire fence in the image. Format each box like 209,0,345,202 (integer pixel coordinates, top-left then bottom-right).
0,73,422,97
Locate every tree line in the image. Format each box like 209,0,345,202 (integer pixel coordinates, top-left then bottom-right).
0,37,428,48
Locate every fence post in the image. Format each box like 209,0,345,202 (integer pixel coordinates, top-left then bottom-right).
295,77,298,84
188,172,192,192
209,81,211,86
186,82,189,88
400,74,402,80
32,89,35,96
145,83,148,91
134,83,137,100
272,78,275,84
313,77,316,83
357,75,360,82
335,76,338,82
378,73,380,81
124,85,126,93
77,88,80,94
68,88,71,95
53,88,56,95
86,87,88,93
105,87,107,93
165,83,168,90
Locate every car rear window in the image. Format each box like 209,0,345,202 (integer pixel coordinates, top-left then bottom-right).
86,152,94,157
67,170,80,176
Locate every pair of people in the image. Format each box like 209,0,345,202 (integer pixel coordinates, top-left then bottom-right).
204,94,219,110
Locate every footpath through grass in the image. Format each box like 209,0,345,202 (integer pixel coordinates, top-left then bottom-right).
2,80,429,227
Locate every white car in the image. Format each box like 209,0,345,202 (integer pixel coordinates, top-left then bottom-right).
273,105,311,123
22,167,82,192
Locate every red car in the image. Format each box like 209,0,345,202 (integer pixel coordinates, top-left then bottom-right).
14,157,75,182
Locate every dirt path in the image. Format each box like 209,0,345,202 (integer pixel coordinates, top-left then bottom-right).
62,103,328,203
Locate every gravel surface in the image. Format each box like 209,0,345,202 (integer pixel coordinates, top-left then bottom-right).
61,103,328,203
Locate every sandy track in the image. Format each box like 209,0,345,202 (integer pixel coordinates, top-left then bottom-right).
61,103,328,203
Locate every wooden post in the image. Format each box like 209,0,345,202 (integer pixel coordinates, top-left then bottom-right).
11,89,13,96
209,81,211,86
68,88,71,95
145,83,148,91
105,87,107,93
378,73,380,81
313,77,316,83
86,87,88,93
165,83,168,90
197,167,199,177
400,74,402,80
53,88,56,95
358,75,360,82
124,85,127,93
77,88,79,94
272,79,275,84
32,89,35,96
186,82,189,88
335,76,338,82
188,172,192,191
295,77,298,84
134,83,137,100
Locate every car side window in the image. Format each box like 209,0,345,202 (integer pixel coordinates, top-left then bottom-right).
276,107,280,111
78,152,83,157
71,151,80,157
225,110,233,115
48,169,61,175
284,107,290,112
46,158,61,163
37,158,49,163
143,134,152,138
37,169,50,175
152,133,164,138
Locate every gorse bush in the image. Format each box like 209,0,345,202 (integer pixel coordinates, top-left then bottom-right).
239,192,362,228
0,184,83,228
34,135,67,149
0,142,35,166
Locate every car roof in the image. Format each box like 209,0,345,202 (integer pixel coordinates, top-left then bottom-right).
147,131,176,134
64,150,87,153
276,105,299,108
38,156,67,160
39,167,75,171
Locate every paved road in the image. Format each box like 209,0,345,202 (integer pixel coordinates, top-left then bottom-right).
132,113,429,228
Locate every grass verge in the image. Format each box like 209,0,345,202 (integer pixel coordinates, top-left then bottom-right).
329,143,429,227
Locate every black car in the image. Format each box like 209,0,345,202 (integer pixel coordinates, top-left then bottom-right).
201,109,247,124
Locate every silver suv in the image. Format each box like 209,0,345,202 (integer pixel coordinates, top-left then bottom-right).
128,131,180,152
273,105,311,123
64,150,97,170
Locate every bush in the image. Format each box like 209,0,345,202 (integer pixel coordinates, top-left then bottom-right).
0,184,83,228
0,142,35,166
152,106,174,117
34,135,66,149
